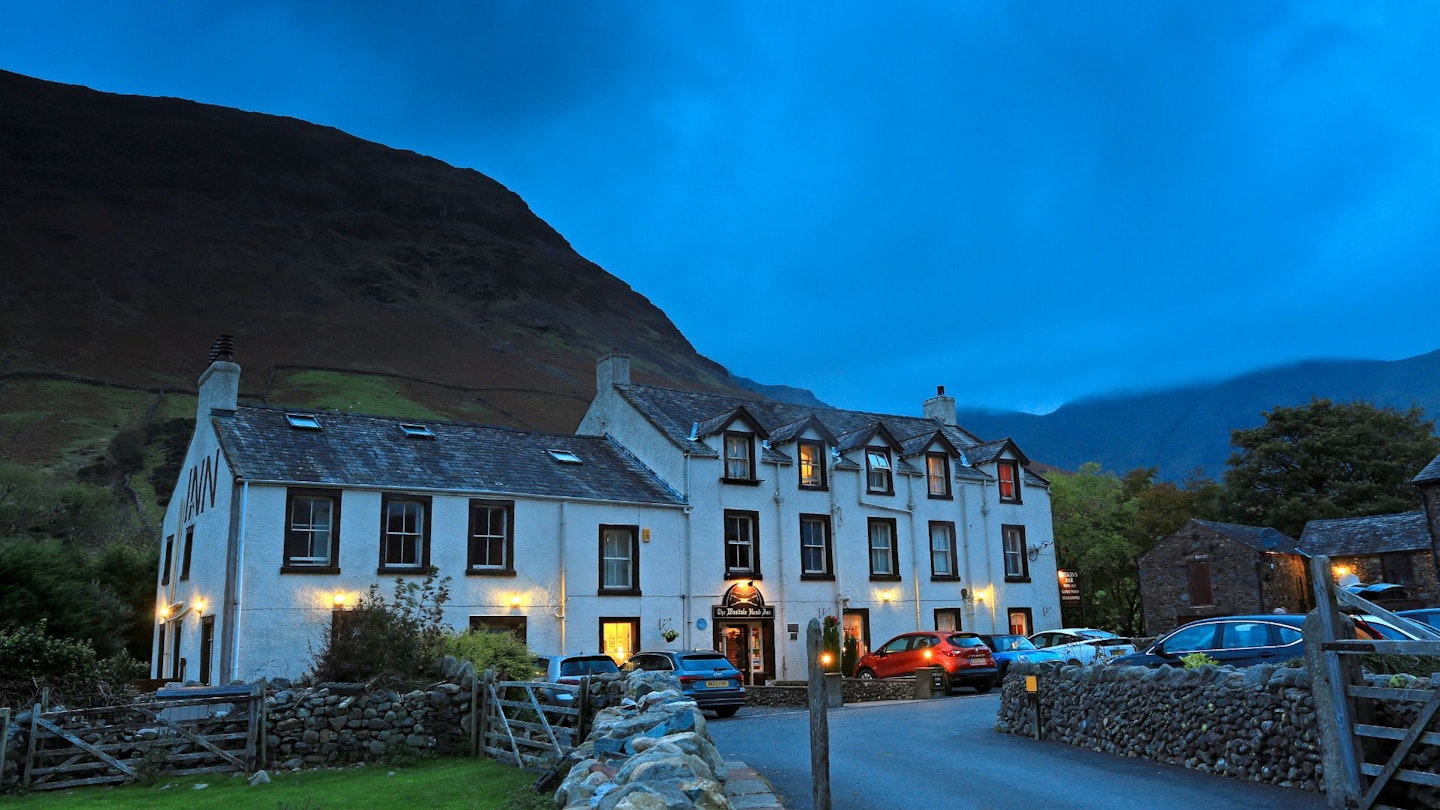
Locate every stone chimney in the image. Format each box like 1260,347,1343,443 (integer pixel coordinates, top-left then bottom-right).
923,385,957,426
196,334,240,420
596,351,631,393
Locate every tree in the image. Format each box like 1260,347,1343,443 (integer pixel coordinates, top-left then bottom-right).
1223,399,1440,538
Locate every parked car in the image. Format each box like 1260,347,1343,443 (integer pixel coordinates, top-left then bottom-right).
621,650,747,717
961,633,1066,679
854,631,997,693
1111,613,1400,668
1397,608,1440,632
1028,628,1136,665
533,653,620,705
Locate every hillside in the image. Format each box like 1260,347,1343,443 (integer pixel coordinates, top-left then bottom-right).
955,350,1440,482
0,70,778,475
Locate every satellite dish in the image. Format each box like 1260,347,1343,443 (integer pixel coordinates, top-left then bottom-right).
1259,528,1283,551
1338,573,1361,588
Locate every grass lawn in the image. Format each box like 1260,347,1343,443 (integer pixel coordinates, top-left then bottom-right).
0,757,552,810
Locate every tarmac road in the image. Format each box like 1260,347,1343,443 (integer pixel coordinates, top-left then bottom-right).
707,694,1329,810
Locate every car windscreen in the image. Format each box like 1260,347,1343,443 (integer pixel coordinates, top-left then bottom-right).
678,654,735,673
560,657,619,676
987,635,1034,651
947,635,987,648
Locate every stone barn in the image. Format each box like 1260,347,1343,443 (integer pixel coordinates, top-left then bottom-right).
1138,519,1309,636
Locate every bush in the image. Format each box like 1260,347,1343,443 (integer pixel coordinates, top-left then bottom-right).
841,634,859,677
1181,652,1218,669
0,621,143,709
309,569,452,684
441,630,536,681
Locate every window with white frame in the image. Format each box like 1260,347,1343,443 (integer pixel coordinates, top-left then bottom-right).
724,432,755,481
868,517,899,579
467,499,514,574
283,489,341,571
599,525,640,594
380,495,430,571
724,510,760,578
930,521,957,579
1002,524,1029,581
866,449,893,494
799,514,833,578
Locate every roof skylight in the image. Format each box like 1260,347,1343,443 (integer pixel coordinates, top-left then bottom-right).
399,423,435,438
547,449,583,464
284,413,322,430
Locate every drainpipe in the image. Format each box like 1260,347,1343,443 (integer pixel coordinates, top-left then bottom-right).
958,480,974,619
770,456,787,677
228,480,249,683
907,477,921,630
980,480,995,633
558,501,568,653
683,453,693,648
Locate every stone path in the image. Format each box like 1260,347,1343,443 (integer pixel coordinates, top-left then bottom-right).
725,760,787,809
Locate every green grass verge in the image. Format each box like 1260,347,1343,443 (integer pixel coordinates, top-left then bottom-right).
0,758,550,810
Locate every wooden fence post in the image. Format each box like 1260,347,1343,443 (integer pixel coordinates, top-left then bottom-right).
24,704,39,790
1,707,10,789
470,670,480,758
477,669,495,760
1306,554,1363,808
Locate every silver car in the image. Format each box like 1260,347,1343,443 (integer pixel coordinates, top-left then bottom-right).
532,653,619,705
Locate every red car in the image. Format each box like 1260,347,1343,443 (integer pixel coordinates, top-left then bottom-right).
854,631,997,693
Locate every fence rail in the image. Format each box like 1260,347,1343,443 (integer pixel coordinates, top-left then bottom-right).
478,675,588,771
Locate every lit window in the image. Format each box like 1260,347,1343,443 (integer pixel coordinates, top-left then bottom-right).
866,449,893,494
997,460,1021,503
798,440,826,489
926,453,950,498
601,618,639,664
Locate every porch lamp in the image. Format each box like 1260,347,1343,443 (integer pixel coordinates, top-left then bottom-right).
509,593,522,608
1332,563,1352,580
332,591,347,608
194,599,206,616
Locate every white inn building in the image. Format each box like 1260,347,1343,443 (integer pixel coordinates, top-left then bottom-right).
153,345,1060,685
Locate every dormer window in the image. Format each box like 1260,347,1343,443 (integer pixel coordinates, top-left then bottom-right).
723,432,755,482
285,413,322,430
865,449,893,494
998,460,1022,503
926,453,951,498
797,440,827,490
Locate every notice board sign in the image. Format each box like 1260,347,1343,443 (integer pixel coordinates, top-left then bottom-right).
1058,569,1082,604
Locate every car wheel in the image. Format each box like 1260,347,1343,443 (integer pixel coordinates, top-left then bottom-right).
973,679,994,694
856,668,876,680
937,671,952,694
713,706,739,718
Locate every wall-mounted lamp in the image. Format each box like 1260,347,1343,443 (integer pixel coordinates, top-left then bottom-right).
194,599,207,616
332,591,347,609
1332,563,1352,579
157,603,170,623
509,593,522,608
975,588,988,603
880,590,894,603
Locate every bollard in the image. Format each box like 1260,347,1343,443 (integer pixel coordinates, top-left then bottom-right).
824,672,843,708
913,668,934,699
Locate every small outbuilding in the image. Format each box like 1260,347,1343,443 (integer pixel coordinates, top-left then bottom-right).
1298,511,1436,610
1138,519,1309,636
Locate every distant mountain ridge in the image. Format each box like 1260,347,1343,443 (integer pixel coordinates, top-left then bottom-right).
953,350,1440,482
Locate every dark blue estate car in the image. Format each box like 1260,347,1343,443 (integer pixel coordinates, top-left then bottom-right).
622,650,747,717
1112,615,1309,668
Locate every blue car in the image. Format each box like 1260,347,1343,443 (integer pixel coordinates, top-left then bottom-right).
622,650,747,717
963,633,1065,679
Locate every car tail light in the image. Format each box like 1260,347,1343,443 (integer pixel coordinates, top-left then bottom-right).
678,675,702,684
558,677,579,685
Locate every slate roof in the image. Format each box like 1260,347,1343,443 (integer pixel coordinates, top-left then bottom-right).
211,406,685,506
1415,454,1440,485
1190,520,1304,555
1298,511,1431,557
614,383,1055,487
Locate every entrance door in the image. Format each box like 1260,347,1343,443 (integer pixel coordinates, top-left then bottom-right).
199,615,215,685
722,624,751,681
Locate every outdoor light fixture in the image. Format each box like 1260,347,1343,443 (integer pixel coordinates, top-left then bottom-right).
332,591,347,608
1332,564,1352,579
194,599,206,616
820,652,833,666
509,593,522,608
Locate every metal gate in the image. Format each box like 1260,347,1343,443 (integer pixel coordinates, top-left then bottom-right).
1309,554,1440,809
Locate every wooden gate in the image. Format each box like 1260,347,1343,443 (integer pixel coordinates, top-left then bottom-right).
476,673,588,771
1308,554,1440,809
21,684,263,791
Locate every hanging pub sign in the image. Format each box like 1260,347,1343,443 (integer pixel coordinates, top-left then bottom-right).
712,581,775,619
1058,569,1082,604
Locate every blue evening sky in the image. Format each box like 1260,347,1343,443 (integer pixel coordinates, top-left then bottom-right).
4,2,1438,415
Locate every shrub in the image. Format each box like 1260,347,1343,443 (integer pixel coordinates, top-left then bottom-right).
442,630,536,681
1181,652,1218,669
0,621,143,709
821,616,841,673
841,634,859,677
309,569,452,684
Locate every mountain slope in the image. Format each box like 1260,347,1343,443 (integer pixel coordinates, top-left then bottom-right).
0,70,773,469
955,350,1440,482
